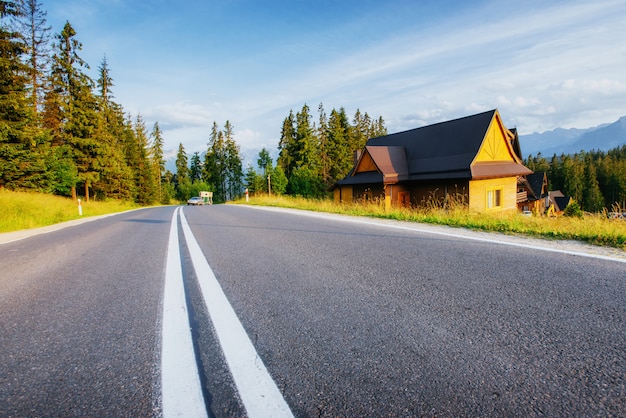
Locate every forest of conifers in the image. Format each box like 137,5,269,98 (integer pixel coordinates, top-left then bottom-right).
525,147,626,213
1,1,624,210
0,1,387,204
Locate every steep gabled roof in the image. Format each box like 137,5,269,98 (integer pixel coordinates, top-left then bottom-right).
365,146,408,183
367,109,496,180
335,109,532,187
526,172,548,200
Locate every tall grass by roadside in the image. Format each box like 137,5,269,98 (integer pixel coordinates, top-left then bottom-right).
233,195,626,249
0,190,139,233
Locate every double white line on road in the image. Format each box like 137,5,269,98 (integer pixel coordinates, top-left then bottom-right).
161,207,293,418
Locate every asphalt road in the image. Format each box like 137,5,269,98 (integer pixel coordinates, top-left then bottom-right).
1,205,624,417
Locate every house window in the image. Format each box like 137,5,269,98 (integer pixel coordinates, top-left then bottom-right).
487,188,502,208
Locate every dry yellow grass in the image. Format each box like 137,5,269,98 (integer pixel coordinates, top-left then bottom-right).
234,194,626,249
0,190,139,233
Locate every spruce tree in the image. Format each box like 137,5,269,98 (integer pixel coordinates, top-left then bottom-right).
97,55,113,108
189,151,202,182
150,121,165,202
47,21,99,199
224,124,243,200
175,141,189,191
15,0,50,118
326,107,351,186
257,147,272,177
0,0,44,189
133,114,156,204
583,159,604,212
277,110,296,178
203,122,223,201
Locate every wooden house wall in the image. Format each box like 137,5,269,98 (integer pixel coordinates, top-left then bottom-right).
334,184,385,203
404,180,469,208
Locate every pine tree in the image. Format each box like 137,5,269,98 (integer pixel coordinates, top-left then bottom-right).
133,114,156,204
269,165,287,195
326,107,351,186
189,151,202,182
225,132,243,200
294,103,318,171
244,164,263,195
175,141,189,196
583,158,604,212
203,122,223,200
97,55,113,108
150,121,165,202
277,110,296,178
257,147,272,177
201,121,243,202
15,0,50,118
317,103,329,186
562,155,584,203
0,0,45,189
47,21,99,200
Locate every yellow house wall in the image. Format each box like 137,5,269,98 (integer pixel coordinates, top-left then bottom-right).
469,177,518,212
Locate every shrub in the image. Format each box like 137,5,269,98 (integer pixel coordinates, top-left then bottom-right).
564,201,583,218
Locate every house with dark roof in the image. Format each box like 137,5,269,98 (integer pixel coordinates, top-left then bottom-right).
547,190,572,216
333,109,533,212
517,171,549,213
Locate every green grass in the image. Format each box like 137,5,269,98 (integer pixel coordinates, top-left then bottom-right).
0,190,140,233
233,195,626,250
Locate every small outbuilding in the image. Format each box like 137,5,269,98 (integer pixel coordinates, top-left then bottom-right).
333,109,533,213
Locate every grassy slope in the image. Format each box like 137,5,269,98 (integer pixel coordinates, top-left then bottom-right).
234,195,626,250
0,190,139,233
2,191,624,250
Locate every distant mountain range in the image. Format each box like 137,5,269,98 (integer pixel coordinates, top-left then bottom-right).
520,116,626,158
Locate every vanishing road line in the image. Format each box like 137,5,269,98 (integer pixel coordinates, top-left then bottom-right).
179,208,294,418
161,207,208,417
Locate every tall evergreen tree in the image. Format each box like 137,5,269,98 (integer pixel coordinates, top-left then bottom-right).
47,21,100,199
583,159,604,212
97,55,113,108
257,147,272,177
203,121,224,200
202,121,243,202
317,103,330,185
150,121,165,202
224,127,243,200
175,142,188,185
132,114,156,204
326,107,352,186
562,155,584,204
294,103,319,171
0,0,45,189
244,164,263,195
189,151,202,182
15,0,50,118
277,110,296,178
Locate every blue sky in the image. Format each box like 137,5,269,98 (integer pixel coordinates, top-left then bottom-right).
42,0,626,155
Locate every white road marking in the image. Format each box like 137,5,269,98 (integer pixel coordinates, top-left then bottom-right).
179,208,294,418
245,205,626,264
161,207,208,418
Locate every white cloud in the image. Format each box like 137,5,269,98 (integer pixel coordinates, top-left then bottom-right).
45,0,626,151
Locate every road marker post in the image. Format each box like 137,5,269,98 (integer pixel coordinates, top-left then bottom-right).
77,199,83,216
